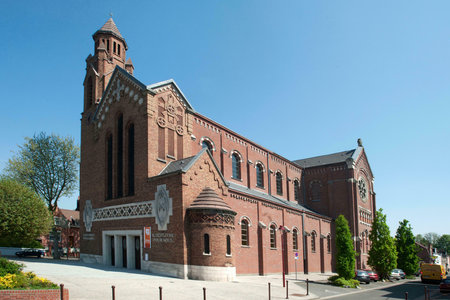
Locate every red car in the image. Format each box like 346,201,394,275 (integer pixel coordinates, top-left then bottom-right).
441,278,450,293
364,270,379,282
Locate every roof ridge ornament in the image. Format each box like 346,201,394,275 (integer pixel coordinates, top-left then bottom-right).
357,138,363,147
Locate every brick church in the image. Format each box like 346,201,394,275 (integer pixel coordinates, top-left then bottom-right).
80,18,376,281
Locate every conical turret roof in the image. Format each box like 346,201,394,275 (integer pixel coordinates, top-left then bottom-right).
93,18,127,48
188,187,234,212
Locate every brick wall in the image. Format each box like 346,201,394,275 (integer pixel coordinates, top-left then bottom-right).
0,288,68,300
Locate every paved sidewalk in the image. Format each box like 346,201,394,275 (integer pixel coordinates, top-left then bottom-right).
13,257,334,300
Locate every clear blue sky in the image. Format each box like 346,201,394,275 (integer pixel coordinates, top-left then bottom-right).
1,1,449,235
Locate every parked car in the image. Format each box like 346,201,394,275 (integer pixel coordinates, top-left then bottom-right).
390,269,402,280
440,278,450,293
15,249,44,258
396,269,406,279
364,270,379,282
355,270,371,284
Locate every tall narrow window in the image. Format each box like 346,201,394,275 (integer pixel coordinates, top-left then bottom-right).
256,163,264,188
106,134,113,200
204,234,210,254
270,225,277,248
294,180,300,201
293,229,298,251
276,172,283,195
127,124,135,196
311,231,316,252
226,235,231,255
241,219,249,246
232,153,241,180
86,76,94,108
107,40,110,52
327,234,331,253
117,115,123,198
113,41,116,53
118,44,121,55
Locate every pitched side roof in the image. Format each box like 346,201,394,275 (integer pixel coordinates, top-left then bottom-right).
228,182,329,219
58,208,80,221
294,147,363,168
157,148,227,185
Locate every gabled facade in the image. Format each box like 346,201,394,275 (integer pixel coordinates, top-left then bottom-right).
80,19,376,280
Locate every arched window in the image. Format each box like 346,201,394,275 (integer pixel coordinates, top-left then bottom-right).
276,172,283,195
270,225,277,248
294,180,300,201
241,219,249,246
117,114,123,198
226,235,231,255
311,231,317,252
256,163,264,188
232,153,241,180
106,134,113,200
204,234,210,254
127,123,135,196
327,234,331,253
293,229,298,251
202,140,213,152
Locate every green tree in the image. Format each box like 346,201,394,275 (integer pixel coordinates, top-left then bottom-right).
435,234,450,254
5,132,79,212
0,179,52,247
335,214,356,280
395,220,419,275
368,208,397,280
415,234,427,246
423,232,440,246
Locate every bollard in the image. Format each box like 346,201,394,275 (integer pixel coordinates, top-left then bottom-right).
286,280,289,299
111,285,115,300
203,287,206,300
268,282,271,300
306,279,309,296
159,286,163,300
60,283,64,300
424,286,427,300
405,291,408,300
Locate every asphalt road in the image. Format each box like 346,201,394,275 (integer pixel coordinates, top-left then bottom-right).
313,279,450,300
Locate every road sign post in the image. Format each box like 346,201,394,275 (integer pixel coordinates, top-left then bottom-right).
294,252,299,280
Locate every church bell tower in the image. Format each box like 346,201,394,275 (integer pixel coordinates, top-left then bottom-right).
83,18,134,112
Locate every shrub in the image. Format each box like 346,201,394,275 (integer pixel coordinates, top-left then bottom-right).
0,258,23,276
328,275,360,288
0,258,57,290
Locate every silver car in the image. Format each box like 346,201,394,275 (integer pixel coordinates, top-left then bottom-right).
390,269,401,280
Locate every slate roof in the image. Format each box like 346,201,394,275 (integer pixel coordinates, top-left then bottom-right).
293,147,363,168
157,148,227,186
227,182,329,218
159,154,198,175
